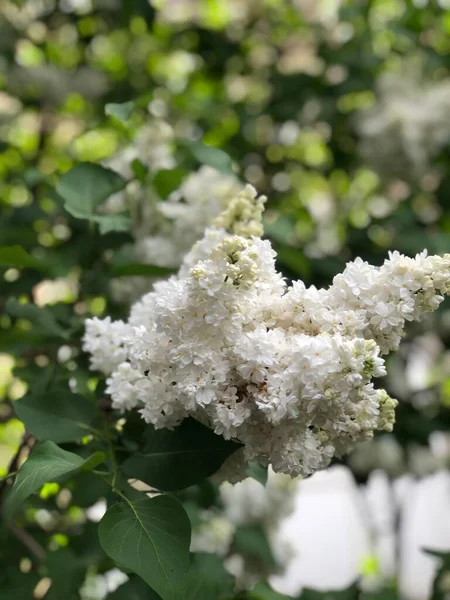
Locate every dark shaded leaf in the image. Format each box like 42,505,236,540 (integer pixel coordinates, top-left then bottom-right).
233,525,276,569
45,548,87,600
6,298,69,339
107,576,162,599
14,391,97,443
248,582,294,599
132,159,149,182
152,168,188,199
299,583,360,599
184,553,234,600
0,245,44,270
122,418,242,491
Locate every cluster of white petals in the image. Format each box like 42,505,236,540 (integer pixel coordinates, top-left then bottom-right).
357,70,450,180
84,184,450,478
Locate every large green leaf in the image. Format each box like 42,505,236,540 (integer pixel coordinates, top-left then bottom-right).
152,168,188,199
4,442,105,516
299,584,360,599
248,583,294,600
69,471,111,508
0,245,44,270
57,163,126,216
183,141,235,175
233,525,276,569
6,298,69,339
98,495,191,600
121,418,242,491
14,391,97,443
0,568,40,600
184,553,234,600
45,548,86,600
107,576,162,599
56,163,129,232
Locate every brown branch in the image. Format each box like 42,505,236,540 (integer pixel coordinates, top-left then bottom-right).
0,434,45,562
0,433,34,497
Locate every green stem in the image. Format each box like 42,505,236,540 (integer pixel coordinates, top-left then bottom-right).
92,470,111,476
87,424,110,440
0,471,17,483
107,441,119,491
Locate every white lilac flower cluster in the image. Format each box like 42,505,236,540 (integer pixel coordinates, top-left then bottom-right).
84,185,450,478
357,70,450,180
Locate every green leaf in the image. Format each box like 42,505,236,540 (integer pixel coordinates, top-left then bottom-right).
131,158,149,182
248,582,294,600
94,213,132,234
107,576,162,599
121,418,242,491
0,245,44,270
363,591,398,600
152,168,188,199
99,495,191,600
246,462,268,486
299,583,359,599
14,391,97,443
4,442,105,516
424,548,450,600
249,582,294,599
6,298,69,339
184,553,234,600
275,246,311,279
45,548,86,600
105,101,134,122
233,525,276,569
13,363,54,394
56,163,127,228
69,471,111,508
111,263,176,277
0,569,40,600
183,141,235,175
423,548,450,562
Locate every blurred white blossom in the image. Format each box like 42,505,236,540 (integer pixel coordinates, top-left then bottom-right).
357,70,450,180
